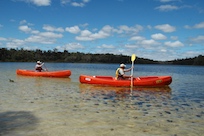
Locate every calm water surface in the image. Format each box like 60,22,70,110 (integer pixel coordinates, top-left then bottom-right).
0,62,203,136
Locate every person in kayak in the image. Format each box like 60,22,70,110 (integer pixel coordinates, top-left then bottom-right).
115,63,133,80
35,61,46,72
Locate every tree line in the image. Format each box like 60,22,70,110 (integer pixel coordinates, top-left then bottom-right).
166,55,204,65
0,48,203,66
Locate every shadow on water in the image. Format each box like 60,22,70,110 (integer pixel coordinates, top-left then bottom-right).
79,84,172,100
0,111,38,135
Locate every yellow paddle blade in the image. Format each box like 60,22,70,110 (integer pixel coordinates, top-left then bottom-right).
131,54,136,62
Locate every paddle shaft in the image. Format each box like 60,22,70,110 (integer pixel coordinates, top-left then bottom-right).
131,54,136,87
43,63,48,71
131,61,134,87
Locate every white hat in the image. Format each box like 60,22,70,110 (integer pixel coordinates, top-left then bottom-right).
37,61,42,64
120,64,126,68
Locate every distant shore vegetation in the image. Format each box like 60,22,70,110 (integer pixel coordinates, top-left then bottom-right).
0,48,204,66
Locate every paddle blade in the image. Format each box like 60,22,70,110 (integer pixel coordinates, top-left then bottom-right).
131,54,136,62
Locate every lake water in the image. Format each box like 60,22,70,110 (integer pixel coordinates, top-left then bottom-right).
0,62,203,136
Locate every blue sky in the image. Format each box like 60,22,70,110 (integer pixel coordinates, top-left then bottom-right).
0,0,204,61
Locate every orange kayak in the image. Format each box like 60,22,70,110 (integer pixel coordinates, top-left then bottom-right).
79,75,172,87
16,69,71,78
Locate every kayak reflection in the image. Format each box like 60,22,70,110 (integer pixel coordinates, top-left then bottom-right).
79,84,171,100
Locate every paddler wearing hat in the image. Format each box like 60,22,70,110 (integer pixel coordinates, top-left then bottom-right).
35,60,45,72
115,63,133,80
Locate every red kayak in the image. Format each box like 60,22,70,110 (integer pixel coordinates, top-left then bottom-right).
79,75,172,87
16,69,71,78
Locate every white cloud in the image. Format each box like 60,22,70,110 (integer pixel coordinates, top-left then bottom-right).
115,25,143,35
98,44,115,49
43,25,64,32
6,38,25,48
75,26,112,41
91,31,110,39
39,32,63,38
101,25,113,33
125,44,138,48
31,30,40,34
80,23,89,28
140,39,160,45
155,5,179,11
193,22,204,29
189,35,204,43
58,42,84,51
19,20,33,27
75,30,93,41
25,35,55,44
160,49,167,52
83,0,90,2
65,26,81,34
18,24,63,44
20,20,27,25
61,0,90,7
129,36,145,41
33,0,51,6
164,40,184,47
3,25,64,48
155,24,176,32
18,0,51,6
185,51,204,59
60,0,70,5
151,33,167,40
160,0,173,2
73,25,143,41
184,22,204,29
18,25,32,33
159,0,181,2
80,30,92,36
24,31,63,44
71,2,85,7
0,37,7,41
184,25,191,29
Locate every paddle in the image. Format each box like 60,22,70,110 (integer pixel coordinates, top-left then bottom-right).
131,54,136,88
43,63,48,71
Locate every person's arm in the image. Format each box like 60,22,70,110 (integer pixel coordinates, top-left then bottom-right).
120,68,131,79
124,66,133,72
40,63,44,67
122,74,132,78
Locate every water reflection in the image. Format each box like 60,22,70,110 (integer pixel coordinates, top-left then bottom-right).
16,74,71,81
79,84,171,100
0,111,38,135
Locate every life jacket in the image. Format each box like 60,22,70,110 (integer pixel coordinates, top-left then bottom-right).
115,68,123,79
35,66,43,72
